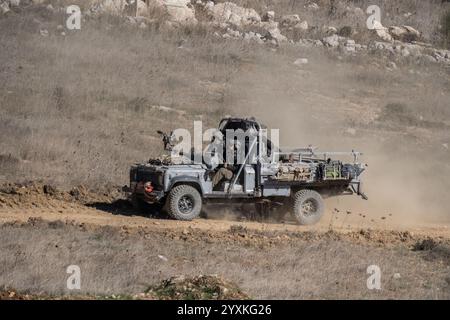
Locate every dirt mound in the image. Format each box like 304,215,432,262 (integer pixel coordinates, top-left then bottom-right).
0,181,122,210
144,275,249,300
0,275,248,300
0,289,32,300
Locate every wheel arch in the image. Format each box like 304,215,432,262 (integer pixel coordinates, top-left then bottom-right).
169,177,204,196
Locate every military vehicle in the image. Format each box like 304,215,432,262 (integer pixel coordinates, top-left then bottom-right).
129,117,367,225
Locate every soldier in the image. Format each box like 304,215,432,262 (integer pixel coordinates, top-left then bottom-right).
212,164,235,188
212,142,237,189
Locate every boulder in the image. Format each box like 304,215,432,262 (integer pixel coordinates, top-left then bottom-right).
260,20,287,43
373,20,393,42
39,29,49,37
136,0,148,16
388,25,420,42
262,10,274,22
226,28,241,38
164,0,197,25
294,20,308,31
342,39,356,52
243,31,264,44
207,2,260,28
294,58,308,65
265,26,287,43
280,14,300,27
323,26,337,35
402,26,420,38
322,34,341,47
1,1,10,14
306,2,319,10
389,26,407,39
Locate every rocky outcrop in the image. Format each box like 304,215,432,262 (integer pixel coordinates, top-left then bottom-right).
14,0,449,66
89,0,196,25
373,20,393,42
388,25,421,42
206,1,260,28
164,0,197,25
280,14,300,27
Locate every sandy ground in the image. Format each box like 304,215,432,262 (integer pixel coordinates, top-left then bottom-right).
1,201,448,240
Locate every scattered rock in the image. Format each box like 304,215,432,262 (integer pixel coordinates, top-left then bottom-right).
343,39,356,53
262,22,287,43
324,26,338,35
262,10,274,22
207,2,260,28
157,254,168,262
243,31,263,44
1,1,10,15
322,34,341,47
389,26,407,39
294,58,308,65
294,20,308,32
280,14,300,27
306,2,319,10
389,25,420,42
164,0,197,26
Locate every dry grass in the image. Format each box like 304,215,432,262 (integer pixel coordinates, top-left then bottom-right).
0,221,449,299
0,7,252,186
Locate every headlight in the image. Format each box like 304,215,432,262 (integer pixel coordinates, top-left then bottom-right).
144,182,154,193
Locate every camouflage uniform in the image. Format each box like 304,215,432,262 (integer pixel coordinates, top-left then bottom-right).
212,164,234,188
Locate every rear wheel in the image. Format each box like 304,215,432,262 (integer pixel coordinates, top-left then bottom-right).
292,189,324,225
166,185,202,221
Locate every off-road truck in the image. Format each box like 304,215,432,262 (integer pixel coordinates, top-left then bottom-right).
129,117,367,225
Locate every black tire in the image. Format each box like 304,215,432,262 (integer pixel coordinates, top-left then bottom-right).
292,189,324,225
166,185,202,221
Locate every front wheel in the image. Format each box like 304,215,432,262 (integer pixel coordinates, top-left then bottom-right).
166,185,202,221
292,189,325,225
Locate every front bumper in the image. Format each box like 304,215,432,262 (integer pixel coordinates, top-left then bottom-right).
142,190,165,203
130,182,165,204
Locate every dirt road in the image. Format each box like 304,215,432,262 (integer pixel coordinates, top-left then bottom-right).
0,181,449,241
